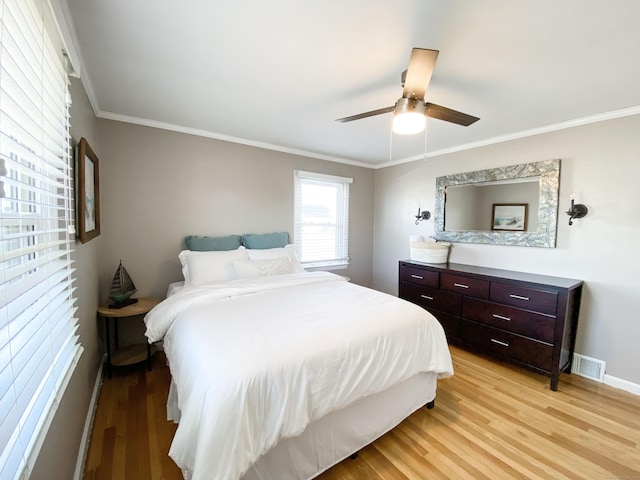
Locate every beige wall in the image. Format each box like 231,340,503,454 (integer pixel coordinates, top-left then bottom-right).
94,121,375,304
373,114,640,386
31,79,104,478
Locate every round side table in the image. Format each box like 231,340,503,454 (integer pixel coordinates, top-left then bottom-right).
97,297,161,378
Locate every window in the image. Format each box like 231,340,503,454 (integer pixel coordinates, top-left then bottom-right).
0,0,81,478
293,170,352,269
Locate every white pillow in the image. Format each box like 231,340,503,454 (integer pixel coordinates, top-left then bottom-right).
232,257,294,279
179,248,249,286
246,244,306,273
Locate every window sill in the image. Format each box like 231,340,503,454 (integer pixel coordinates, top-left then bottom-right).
302,262,349,272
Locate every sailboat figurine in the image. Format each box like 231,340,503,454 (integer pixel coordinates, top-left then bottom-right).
108,261,138,309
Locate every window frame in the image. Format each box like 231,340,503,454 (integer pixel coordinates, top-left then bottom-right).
293,170,352,270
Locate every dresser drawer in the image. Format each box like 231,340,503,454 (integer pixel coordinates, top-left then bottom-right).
399,264,439,288
490,282,558,315
462,297,556,344
461,320,553,372
441,273,489,300
399,282,461,316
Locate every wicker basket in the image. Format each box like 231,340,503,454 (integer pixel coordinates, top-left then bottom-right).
409,241,450,263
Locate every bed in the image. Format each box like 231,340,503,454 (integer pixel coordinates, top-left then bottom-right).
144,244,453,480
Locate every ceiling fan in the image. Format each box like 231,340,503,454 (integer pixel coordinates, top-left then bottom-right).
336,48,479,135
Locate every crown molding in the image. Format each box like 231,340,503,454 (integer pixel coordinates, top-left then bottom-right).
374,105,640,169
96,111,374,169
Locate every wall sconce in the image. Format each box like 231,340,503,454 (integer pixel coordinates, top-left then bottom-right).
415,207,431,225
566,196,588,226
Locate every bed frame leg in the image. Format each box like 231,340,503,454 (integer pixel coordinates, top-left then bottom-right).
426,399,435,409
349,452,359,460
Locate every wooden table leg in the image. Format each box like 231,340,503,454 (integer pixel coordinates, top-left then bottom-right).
104,316,112,379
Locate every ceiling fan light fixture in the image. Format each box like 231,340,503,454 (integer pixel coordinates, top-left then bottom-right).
392,98,426,135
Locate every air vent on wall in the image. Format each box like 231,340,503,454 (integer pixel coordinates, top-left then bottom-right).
572,354,606,382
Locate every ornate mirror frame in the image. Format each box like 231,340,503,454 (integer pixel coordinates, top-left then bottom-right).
434,159,560,248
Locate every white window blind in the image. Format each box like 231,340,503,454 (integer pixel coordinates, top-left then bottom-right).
293,170,352,269
0,0,81,478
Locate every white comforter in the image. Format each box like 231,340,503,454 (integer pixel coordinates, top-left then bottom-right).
145,272,453,480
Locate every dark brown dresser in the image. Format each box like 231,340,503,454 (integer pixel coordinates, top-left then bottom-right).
399,260,583,390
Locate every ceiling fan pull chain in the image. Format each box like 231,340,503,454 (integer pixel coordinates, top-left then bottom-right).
423,118,429,161
389,118,394,161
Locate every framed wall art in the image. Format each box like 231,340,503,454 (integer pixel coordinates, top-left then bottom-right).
491,203,528,232
77,137,101,243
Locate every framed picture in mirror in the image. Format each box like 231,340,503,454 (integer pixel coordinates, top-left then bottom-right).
491,203,528,231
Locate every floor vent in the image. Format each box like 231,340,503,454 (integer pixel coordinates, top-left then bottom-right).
572,354,605,382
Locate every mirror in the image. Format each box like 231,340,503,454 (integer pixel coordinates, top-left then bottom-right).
434,159,560,248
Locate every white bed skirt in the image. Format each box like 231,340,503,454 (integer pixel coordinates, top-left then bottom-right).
168,371,437,480
244,371,437,479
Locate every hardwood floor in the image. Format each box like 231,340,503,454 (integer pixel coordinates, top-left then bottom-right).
83,346,640,479
83,352,179,480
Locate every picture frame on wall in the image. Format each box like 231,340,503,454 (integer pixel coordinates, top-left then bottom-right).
77,137,101,243
491,203,528,231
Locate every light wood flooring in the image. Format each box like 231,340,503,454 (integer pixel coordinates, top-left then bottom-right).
83,346,640,479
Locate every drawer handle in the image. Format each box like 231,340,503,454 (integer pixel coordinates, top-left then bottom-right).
509,294,530,301
420,294,434,301
491,338,509,347
453,283,469,289
492,314,511,322
411,274,424,280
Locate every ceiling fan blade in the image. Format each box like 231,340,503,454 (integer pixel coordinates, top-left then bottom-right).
402,48,439,100
425,102,479,126
336,106,395,123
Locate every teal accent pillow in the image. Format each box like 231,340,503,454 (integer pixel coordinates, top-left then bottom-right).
242,232,289,249
184,235,242,251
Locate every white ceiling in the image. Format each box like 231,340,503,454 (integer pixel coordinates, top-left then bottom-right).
59,0,640,168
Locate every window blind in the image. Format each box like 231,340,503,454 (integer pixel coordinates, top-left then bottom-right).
293,170,352,268
0,0,81,478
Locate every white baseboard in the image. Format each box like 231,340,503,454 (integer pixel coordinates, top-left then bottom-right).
73,355,105,480
604,374,640,396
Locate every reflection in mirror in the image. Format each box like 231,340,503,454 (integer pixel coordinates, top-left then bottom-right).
434,159,560,248
445,178,540,232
